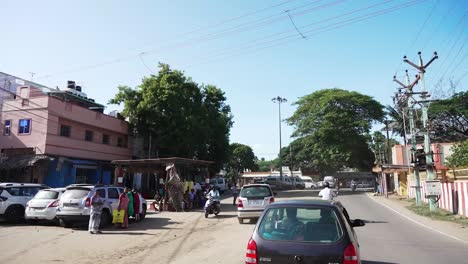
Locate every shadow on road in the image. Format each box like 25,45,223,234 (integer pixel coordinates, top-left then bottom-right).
69,217,178,232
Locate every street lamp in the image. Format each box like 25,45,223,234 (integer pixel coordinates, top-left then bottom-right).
272,96,287,181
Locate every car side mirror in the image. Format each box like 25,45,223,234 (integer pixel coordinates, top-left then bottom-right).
352,219,365,227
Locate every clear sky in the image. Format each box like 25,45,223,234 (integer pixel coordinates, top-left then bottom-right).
1,0,467,160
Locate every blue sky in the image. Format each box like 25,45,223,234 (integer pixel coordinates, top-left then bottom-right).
1,0,467,160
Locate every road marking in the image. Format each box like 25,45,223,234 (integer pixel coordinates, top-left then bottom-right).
366,193,468,244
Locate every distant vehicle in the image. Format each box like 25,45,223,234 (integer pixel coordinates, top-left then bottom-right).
0,183,49,222
253,178,267,184
293,176,305,189
244,199,365,264
323,176,336,188
56,184,147,228
237,184,275,224
210,177,229,193
299,176,315,189
317,181,324,188
25,188,66,224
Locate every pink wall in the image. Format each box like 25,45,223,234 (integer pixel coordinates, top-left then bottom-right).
392,143,455,168
1,86,131,161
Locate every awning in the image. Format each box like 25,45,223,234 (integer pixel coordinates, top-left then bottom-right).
0,155,53,170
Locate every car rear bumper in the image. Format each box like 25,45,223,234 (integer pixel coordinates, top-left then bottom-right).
238,209,264,218
56,214,90,223
25,208,57,220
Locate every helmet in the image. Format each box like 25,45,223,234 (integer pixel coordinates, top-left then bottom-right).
324,182,330,188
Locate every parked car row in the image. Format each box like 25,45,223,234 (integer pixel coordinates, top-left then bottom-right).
264,176,305,190
0,182,147,228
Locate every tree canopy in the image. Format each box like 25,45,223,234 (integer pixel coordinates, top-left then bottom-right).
287,88,385,173
446,140,468,168
109,63,233,173
429,91,468,141
226,143,258,178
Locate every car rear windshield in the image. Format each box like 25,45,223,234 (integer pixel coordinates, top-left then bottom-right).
240,186,272,198
258,207,343,243
61,188,90,199
35,190,59,199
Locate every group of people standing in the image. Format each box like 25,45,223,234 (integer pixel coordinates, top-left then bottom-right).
88,187,143,234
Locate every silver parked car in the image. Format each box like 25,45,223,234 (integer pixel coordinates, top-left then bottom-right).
25,188,66,224
237,184,275,224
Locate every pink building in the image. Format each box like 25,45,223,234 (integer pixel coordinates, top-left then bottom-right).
0,75,131,187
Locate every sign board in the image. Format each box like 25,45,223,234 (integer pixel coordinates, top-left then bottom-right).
425,180,441,196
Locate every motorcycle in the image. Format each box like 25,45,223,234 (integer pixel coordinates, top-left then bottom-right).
204,195,221,218
351,183,357,191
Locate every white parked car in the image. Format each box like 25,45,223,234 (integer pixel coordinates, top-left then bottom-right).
299,176,315,189
210,177,229,193
237,184,275,224
56,184,147,228
0,183,49,222
25,188,66,224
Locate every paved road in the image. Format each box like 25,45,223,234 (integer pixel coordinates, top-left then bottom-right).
1,190,468,264
336,191,468,264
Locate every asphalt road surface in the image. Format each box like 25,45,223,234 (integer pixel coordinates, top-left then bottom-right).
1,190,467,264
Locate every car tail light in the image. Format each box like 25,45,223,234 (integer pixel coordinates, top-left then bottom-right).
0,196,8,202
269,197,275,203
48,200,59,208
238,199,243,208
343,244,358,264
245,238,257,264
85,197,91,207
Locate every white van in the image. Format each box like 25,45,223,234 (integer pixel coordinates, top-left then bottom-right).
210,177,229,193
323,176,336,188
300,176,315,189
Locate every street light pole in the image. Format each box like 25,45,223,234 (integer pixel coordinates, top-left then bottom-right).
272,96,287,181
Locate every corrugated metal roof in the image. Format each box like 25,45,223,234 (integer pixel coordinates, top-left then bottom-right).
0,155,53,170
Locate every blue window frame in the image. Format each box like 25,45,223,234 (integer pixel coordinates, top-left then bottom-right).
18,119,31,134
3,120,11,136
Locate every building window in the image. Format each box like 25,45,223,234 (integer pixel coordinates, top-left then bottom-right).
18,119,31,134
85,130,93,142
3,120,11,136
117,137,123,147
60,125,71,137
102,134,110,145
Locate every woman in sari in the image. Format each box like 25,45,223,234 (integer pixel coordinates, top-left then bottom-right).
118,187,130,228
127,189,134,219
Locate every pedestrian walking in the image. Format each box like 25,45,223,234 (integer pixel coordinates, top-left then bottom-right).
318,182,337,200
127,188,134,219
133,189,141,221
231,184,239,205
117,187,130,229
88,190,104,234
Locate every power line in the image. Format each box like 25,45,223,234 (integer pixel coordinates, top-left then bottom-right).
184,0,426,68
286,10,307,39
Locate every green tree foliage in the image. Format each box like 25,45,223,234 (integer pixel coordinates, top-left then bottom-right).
109,63,233,172
446,140,468,167
287,88,385,173
226,143,258,178
256,158,275,172
369,131,399,165
429,91,468,141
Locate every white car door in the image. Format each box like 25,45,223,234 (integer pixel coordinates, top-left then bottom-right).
107,188,120,211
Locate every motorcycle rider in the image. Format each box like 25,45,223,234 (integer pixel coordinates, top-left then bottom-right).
205,186,221,210
318,182,337,200
351,180,357,191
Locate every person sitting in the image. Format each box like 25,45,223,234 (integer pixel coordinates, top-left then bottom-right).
280,208,304,240
319,209,336,224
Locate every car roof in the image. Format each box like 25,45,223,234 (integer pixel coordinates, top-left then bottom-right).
42,187,67,192
266,199,343,208
242,184,271,188
0,182,49,187
65,184,122,189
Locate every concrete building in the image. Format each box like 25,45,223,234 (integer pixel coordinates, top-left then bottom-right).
0,73,131,187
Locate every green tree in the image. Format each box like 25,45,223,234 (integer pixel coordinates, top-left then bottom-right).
429,91,468,141
226,143,258,179
446,140,468,167
369,131,399,165
256,158,274,172
287,88,385,173
109,63,233,172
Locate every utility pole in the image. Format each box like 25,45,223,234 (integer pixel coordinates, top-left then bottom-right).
404,51,438,212
272,96,287,181
394,70,422,206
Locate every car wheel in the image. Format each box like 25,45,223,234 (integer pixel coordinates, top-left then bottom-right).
100,210,112,228
140,205,147,220
238,217,243,224
52,217,60,226
205,211,209,218
59,218,72,228
5,205,24,223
